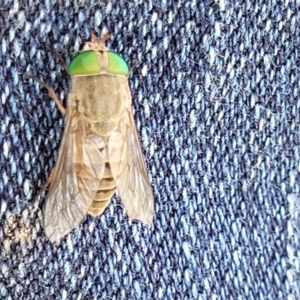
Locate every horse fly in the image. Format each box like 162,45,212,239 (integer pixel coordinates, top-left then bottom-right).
27,33,154,242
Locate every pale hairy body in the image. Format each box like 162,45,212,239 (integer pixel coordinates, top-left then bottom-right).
29,34,154,242
70,75,131,135
69,75,131,216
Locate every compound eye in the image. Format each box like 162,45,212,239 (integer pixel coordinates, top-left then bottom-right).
68,50,100,76
107,51,129,75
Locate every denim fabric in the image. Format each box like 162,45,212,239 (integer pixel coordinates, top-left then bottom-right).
0,0,299,299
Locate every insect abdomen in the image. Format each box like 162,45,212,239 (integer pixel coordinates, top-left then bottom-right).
87,162,117,216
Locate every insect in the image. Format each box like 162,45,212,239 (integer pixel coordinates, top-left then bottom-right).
27,33,154,242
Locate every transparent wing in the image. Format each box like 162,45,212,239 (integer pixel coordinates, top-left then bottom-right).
44,115,105,242
108,109,154,225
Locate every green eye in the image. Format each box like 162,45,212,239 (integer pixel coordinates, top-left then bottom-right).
107,51,129,75
68,50,100,76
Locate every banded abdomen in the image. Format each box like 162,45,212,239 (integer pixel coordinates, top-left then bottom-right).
88,161,117,216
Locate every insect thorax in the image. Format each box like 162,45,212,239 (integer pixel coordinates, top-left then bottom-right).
69,75,130,136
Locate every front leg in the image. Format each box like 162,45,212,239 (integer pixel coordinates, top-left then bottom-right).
25,74,67,115
45,45,69,73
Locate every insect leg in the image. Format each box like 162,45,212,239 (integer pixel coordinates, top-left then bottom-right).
45,44,68,72
129,60,138,76
25,74,66,115
37,167,55,197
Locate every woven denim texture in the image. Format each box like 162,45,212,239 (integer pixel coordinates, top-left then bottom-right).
0,0,299,299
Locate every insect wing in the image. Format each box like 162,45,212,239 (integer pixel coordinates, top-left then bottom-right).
108,109,154,225
44,116,106,242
